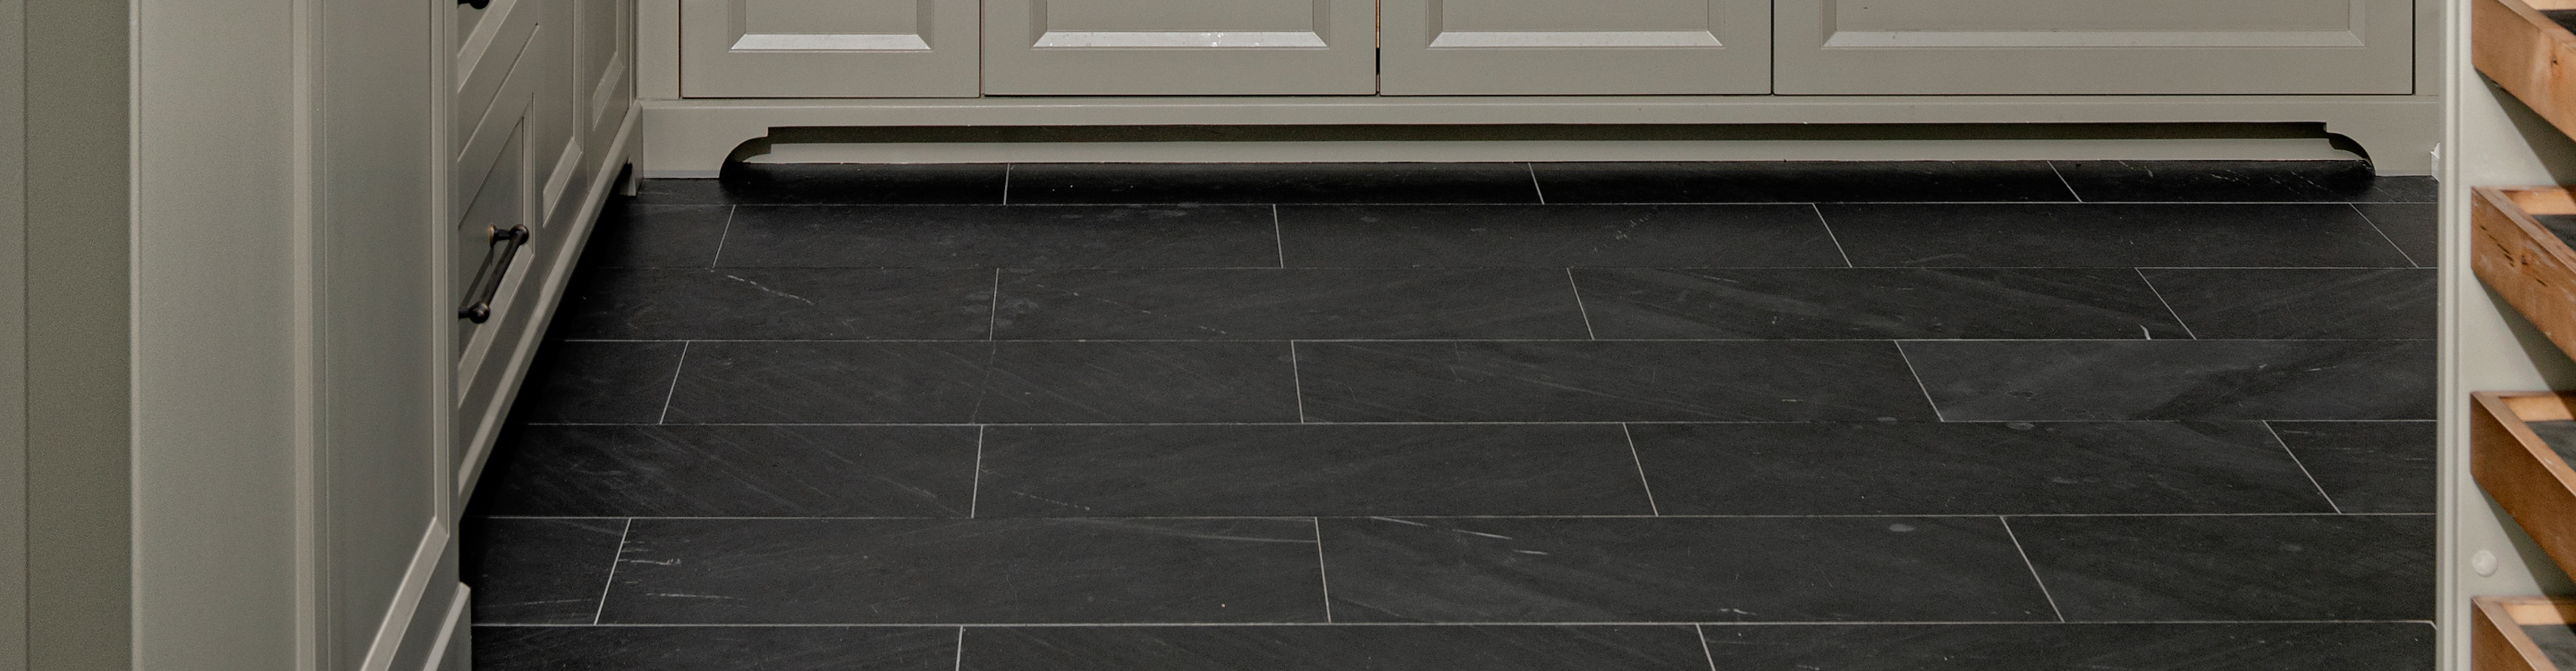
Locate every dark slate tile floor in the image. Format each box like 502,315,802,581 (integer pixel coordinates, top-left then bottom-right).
472,160,2437,670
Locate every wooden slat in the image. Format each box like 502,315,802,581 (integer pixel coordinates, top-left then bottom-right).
2473,186,2576,363
2475,391,2576,580
2478,0,2576,139
2476,596,2574,671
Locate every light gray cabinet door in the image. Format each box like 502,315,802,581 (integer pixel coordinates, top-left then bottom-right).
1381,0,1770,95
682,0,979,97
1774,0,2413,95
981,0,1377,95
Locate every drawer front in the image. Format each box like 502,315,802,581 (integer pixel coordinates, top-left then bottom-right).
1773,0,2413,95
1381,0,1771,95
980,0,1377,95
681,0,981,97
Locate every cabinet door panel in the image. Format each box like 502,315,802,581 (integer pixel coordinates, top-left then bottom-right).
1774,0,2412,94
981,0,1375,95
1381,0,1770,95
682,0,978,97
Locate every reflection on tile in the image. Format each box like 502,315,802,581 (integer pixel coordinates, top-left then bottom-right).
1006,163,1541,205
2141,268,2436,340
638,164,1008,205
1532,161,2078,203
2010,515,2435,621
508,340,687,424
976,424,1651,516
581,203,730,268
960,625,1709,671
2354,203,2438,267
1694,622,2435,671
462,517,627,624
1575,268,2186,340
717,205,1280,268
2051,160,2434,203
1628,422,2334,516
978,341,1302,423
632,179,726,205
1321,516,2054,623
2269,421,2437,514
474,625,960,671
1903,340,2436,421
994,268,1589,340
663,341,991,424
553,268,995,340
469,424,979,517
1275,204,1843,268
1295,340,1935,422
600,517,1327,624
1821,204,2415,267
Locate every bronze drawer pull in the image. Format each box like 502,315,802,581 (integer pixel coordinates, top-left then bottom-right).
458,224,529,323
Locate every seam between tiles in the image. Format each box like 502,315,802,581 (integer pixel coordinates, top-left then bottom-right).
590,518,636,625
953,626,967,671
2000,517,2067,623
1001,164,1012,205
2346,202,2422,268
1696,624,1719,671
2046,161,2084,203
1528,164,1549,205
987,269,1002,341
2263,420,2345,514
655,342,691,424
1567,268,1599,340
1272,205,1288,268
1809,204,1856,268
2133,268,2200,340
969,425,987,518
1314,517,1335,623
1288,341,1309,423
1890,342,1948,423
1622,424,1662,516
706,205,737,266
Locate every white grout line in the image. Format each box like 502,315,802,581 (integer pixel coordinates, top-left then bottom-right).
1998,517,2066,623
1567,269,1599,340
589,518,636,625
2263,421,2345,514
986,269,1002,341
1000,164,1011,205
1271,205,1288,268
1808,204,1856,268
705,205,737,266
2046,161,2084,203
2346,203,2424,268
1527,164,1549,205
1695,624,1719,671
1288,342,1309,423
1890,342,1947,423
2133,269,2200,340
1313,518,1335,623
1620,424,1662,516
654,342,691,424
952,626,967,671
968,426,987,518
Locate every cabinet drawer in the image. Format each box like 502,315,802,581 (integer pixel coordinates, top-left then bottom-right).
1381,0,1770,95
980,0,1377,95
682,0,980,97
1773,0,2414,95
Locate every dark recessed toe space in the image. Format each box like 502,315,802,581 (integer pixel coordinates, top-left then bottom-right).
471,160,2436,668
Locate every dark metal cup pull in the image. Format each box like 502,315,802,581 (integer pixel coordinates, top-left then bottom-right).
459,224,530,323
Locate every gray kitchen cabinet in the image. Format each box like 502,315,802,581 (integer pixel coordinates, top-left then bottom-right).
1380,0,1771,95
978,0,1378,95
680,0,980,97
1772,0,2415,95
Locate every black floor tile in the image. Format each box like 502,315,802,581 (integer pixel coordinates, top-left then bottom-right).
1575,268,2188,340
468,424,979,517
1902,340,2436,421
599,517,1328,624
2008,515,2435,621
993,268,1591,340
1694,622,2435,671
2269,421,2437,514
580,203,731,268
1532,161,2079,203
2354,203,2438,267
509,340,688,424
976,341,1302,423
1275,204,1845,268
715,205,1280,268
462,517,627,625
975,424,1651,517
2050,160,2435,203
635,164,1009,205
1321,516,2055,623
1295,340,1935,423
2141,268,2436,340
1627,422,2335,516
474,625,960,671
1006,163,1541,205
1821,204,2416,267
552,267,996,340
959,625,1710,671
663,341,991,424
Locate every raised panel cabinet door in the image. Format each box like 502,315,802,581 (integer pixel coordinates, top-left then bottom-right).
1381,0,1770,95
1773,0,2412,95
682,0,979,97
980,0,1377,95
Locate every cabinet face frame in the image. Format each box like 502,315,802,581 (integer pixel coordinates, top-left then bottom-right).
1380,0,1772,95
979,0,1378,95
681,0,981,98
1772,0,2415,95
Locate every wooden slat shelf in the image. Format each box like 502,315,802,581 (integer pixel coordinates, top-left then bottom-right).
2479,597,2576,671
2474,186,2576,362
2479,0,2576,139
2476,392,2576,581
